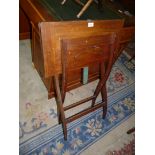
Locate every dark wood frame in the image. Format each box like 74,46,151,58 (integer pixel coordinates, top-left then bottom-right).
54,33,118,140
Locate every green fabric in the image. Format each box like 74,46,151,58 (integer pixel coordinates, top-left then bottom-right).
39,0,122,20
82,67,89,84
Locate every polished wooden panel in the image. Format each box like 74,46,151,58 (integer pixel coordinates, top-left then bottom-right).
19,7,31,39
61,35,114,69
31,23,45,78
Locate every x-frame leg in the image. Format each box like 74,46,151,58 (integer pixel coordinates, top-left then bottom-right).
53,75,67,140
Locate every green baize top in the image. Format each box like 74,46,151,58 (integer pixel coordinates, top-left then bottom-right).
39,0,122,21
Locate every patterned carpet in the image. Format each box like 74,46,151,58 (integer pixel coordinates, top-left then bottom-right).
106,138,135,155
19,40,135,155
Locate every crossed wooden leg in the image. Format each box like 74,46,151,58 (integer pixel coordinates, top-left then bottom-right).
92,62,108,118
54,75,67,140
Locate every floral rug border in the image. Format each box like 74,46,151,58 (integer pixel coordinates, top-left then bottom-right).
20,90,135,155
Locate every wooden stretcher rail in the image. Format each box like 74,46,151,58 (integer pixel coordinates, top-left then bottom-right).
64,96,95,111
66,102,104,123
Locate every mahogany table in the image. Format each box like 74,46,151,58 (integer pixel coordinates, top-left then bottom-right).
20,0,134,98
